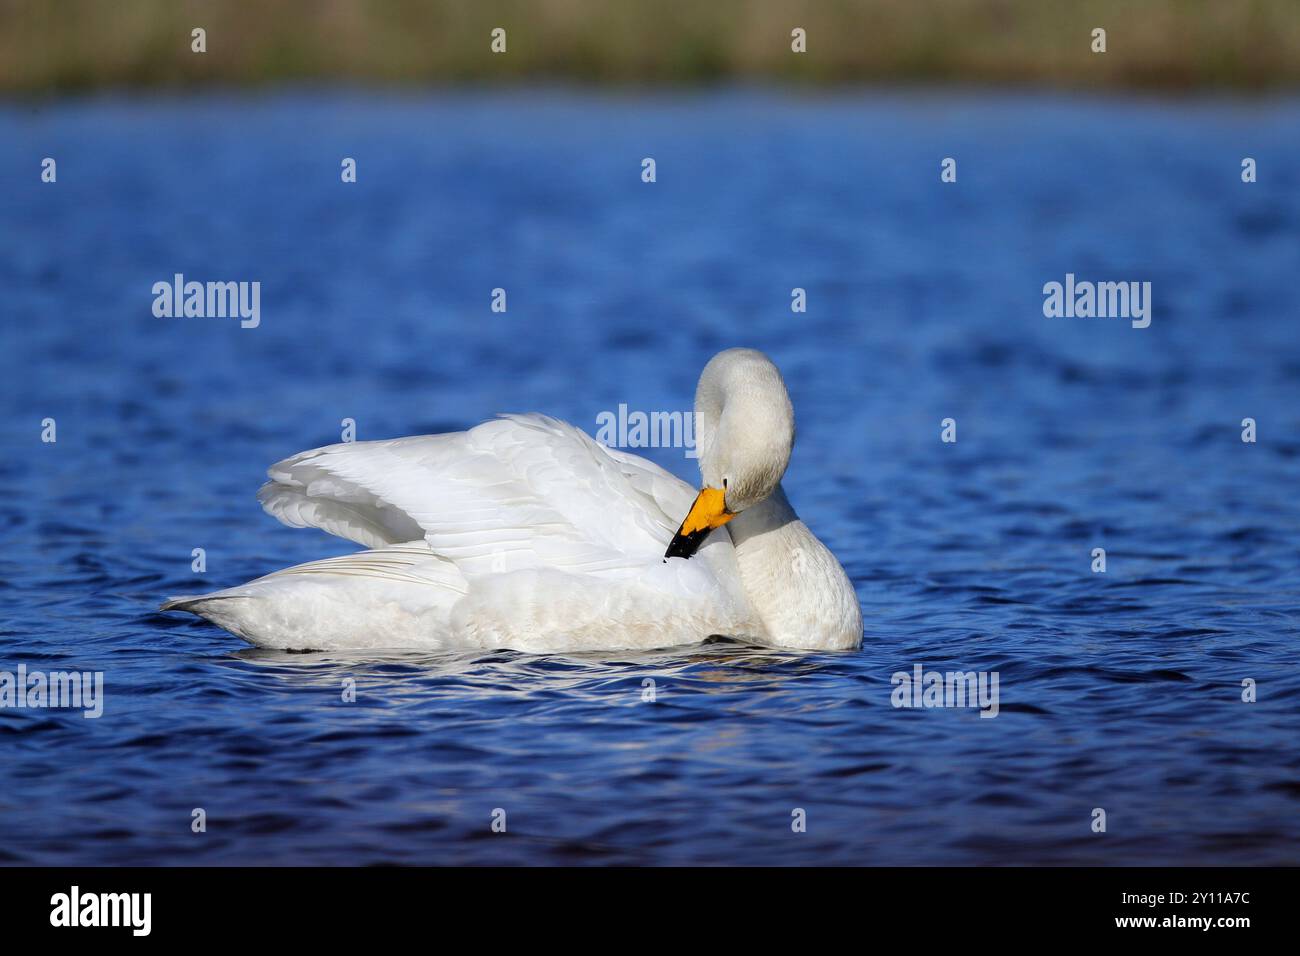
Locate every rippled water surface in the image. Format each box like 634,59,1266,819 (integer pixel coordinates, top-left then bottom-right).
2,91,1299,864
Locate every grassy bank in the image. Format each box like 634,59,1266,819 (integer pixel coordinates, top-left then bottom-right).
3,0,1299,94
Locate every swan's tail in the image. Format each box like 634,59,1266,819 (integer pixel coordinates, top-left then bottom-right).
160,594,238,613
160,545,467,651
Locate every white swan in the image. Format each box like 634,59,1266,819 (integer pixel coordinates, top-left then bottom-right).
162,349,862,653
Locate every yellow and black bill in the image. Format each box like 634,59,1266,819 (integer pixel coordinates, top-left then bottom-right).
664,487,735,561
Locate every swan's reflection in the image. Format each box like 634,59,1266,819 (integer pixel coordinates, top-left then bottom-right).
223,634,843,694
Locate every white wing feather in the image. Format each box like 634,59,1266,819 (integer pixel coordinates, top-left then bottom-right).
257,414,695,575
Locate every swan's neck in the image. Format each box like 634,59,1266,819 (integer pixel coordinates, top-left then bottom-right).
725,486,862,650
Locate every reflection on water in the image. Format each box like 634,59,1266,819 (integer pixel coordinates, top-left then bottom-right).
226,640,824,691
1,91,1299,864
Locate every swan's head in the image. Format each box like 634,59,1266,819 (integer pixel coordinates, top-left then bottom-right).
665,348,794,560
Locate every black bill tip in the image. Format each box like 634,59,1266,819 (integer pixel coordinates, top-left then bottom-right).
664,527,711,561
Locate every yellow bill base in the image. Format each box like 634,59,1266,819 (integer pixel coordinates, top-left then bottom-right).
664,487,734,561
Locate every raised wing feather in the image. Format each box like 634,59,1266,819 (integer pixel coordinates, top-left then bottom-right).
257,414,697,576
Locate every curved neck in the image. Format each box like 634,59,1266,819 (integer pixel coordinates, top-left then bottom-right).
726,485,799,547
724,485,862,651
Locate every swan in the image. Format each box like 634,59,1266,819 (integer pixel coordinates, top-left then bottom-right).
162,348,862,653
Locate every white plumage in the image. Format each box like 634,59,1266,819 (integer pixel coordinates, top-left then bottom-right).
163,349,863,652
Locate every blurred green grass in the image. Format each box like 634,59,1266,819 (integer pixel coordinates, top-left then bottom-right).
3,0,1299,94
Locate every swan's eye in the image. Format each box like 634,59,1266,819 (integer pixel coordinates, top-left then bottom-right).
722,477,728,489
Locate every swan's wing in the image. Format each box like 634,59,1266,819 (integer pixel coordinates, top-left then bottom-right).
258,414,697,575
599,443,698,528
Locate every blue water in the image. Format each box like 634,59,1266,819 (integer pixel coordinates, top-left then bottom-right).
2,91,1298,865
